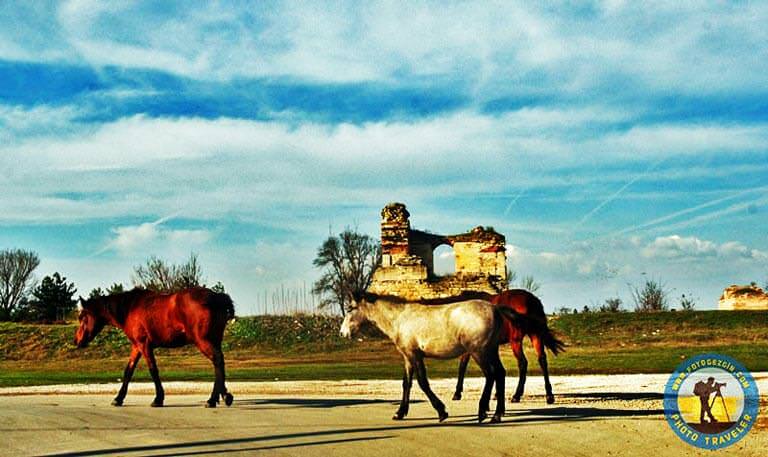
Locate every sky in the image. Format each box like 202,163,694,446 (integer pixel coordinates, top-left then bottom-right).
1,1,766,314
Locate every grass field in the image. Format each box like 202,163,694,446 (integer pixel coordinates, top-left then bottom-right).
1,310,766,387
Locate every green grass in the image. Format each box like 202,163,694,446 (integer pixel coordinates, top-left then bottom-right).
1,310,766,387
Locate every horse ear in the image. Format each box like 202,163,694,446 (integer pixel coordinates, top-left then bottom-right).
77,296,85,311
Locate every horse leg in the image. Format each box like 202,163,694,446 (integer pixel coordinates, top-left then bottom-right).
531,335,555,404
471,353,495,423
213,345,233,407
511,339,527,402
489,348,506,423
143,346,164,407
393,357,414,420
452,353,470,401
195,340,231,408
413,355,448,422
112,346,141,406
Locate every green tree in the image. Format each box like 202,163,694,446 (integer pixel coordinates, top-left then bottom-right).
88,287,105,299
132,253,204,293
107,282,125,295
28,273,77,322
313,229,381,315
0,249,40,321
89,283,126,298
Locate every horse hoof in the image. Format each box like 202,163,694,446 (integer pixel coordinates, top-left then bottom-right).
452,393,462,401
150,400,163,407
392,413,405,420
111,399,123,407
510,396,521,403
438,411,449,422
478,412,487,423
546,395,555,404
205,400,217,408
224,393,234,407
490,414,502,424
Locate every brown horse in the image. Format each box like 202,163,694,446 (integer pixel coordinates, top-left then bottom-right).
74,287,235,408
452,289,565,404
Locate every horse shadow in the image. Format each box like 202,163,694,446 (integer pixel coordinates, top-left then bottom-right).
45,397,664,456
156,397,419,410
555,392,664,401
233,397,421,410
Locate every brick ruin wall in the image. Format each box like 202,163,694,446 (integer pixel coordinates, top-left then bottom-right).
368,202,507,300
718,284,768,310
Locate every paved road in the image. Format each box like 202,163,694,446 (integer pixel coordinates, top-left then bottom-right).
1,375,765,456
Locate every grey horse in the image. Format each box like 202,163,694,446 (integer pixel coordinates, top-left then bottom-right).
340,292,521,423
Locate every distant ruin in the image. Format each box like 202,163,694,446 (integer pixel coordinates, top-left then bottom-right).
718,284,768,310
368,202,507,300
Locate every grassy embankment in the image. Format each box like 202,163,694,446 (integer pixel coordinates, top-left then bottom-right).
1,310,766,386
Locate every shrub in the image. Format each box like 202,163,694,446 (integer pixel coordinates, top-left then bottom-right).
631,279,669,312
597,297,623,313
679,294,696,311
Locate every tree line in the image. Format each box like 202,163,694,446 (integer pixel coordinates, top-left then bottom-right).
0,250,223,323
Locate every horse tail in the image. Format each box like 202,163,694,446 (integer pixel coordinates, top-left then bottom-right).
526,293,565,356
540,327,566,356
496,307,565,356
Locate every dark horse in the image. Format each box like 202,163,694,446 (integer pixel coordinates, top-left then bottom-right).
74,287,235,408
452,289,565,404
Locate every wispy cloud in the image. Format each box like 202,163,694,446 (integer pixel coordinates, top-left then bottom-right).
612,187,768,237
93,213,209,257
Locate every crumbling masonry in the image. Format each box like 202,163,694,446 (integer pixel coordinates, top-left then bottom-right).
368,202,507,300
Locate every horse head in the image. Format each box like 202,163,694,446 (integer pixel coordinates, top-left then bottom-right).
74,296,107,348
339,298,368,338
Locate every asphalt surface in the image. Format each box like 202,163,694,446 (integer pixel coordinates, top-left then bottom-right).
0,375,765,456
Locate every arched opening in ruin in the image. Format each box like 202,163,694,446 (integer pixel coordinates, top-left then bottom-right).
432,244,456,276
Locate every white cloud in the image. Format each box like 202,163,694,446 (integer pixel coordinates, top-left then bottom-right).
642,235,717,259
0,105,84,144
504,234,767,310
0,110,765,234
2,1,767,96
642,235,768,261
100,215,211,257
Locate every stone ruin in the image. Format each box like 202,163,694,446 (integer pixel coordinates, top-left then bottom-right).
368,202,507,300
718,284,768,310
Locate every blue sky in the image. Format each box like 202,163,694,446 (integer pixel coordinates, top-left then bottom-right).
1,1,766,313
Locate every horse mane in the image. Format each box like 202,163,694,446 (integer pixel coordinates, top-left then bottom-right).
92,287,151,325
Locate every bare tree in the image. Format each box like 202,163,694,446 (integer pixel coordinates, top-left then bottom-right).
519,275,541,293
0,249,40,320
132,253,204,293
508,268,540,293
313,229,381,315
631,279,669,312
